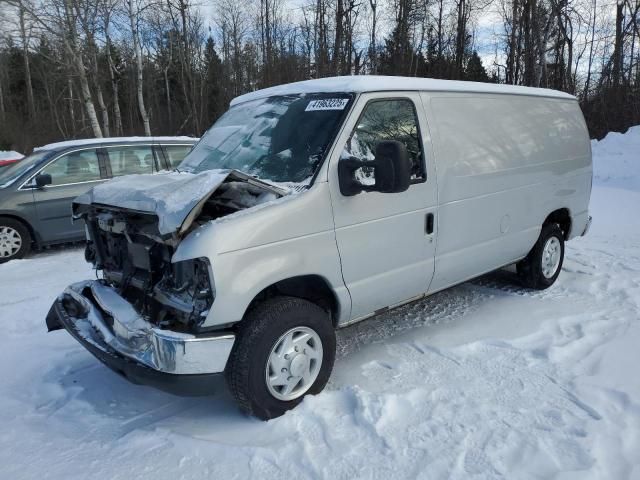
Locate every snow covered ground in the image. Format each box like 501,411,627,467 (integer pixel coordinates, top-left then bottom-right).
0,129,639,479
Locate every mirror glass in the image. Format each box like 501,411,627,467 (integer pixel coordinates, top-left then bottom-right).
341,98,425,188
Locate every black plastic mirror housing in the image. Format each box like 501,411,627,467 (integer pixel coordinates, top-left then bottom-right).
35,173,53,188
338,140,411,196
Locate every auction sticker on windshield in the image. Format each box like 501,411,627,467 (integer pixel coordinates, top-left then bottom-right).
305,98,349,111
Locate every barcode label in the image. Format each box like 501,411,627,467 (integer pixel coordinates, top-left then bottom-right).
305,98,349,111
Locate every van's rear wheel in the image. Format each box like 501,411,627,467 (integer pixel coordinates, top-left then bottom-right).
225,296,336,420
517,223,565,290
0,218,31,263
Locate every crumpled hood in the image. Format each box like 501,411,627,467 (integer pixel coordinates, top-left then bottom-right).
74,169,287,236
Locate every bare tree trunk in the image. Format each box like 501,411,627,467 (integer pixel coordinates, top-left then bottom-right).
523,0,532,85
90,40,110,136
18,4,36,119
314,0,330,77
369,0,377,73
106,36,123,136
507,0,519,84
128,0,151,135
0,78,5,124
43,77,65,136
61,0,102,137
564,5,574,93
72,52,103,137
454,0,467,79
536,12,553,87
334,0,344,74
583,0,597,97
164,67,172,126
68,78,76,136
612,2,624,86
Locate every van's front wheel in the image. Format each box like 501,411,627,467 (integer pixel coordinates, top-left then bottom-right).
517,223,565,290
225,296,336,420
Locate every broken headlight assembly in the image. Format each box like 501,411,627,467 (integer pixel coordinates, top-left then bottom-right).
151,257,215,329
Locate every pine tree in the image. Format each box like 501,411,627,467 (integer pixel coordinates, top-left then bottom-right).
464,51,491,83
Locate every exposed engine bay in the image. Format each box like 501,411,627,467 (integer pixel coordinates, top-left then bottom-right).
73,170,288,333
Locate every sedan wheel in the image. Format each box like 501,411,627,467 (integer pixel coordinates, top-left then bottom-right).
0,226,23,259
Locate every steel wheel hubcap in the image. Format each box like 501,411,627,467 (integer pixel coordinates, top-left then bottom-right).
542,236,561,278
265,326,323,401
0,226,22,258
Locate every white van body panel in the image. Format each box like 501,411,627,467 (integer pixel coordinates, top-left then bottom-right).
173,181,352,327
326,91,438,322
423,93,591,292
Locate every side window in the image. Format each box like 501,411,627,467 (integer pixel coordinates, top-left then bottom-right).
164,145,193,169
342,99,425,182
40,149,101,185
106,146,156,177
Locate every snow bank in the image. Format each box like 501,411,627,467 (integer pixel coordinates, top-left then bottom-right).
592,125,640,191
0,150,23,160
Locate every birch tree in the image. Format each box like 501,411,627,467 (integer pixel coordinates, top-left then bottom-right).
126,0,151,135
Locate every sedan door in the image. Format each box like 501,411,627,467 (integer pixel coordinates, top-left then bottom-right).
31,148,106,243
103,144,158,177
328,93,438,322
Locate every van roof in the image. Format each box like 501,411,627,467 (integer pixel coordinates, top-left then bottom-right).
230,76,576,106
34,136,198,153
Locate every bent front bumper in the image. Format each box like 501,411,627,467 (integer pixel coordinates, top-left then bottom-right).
46,280,235,395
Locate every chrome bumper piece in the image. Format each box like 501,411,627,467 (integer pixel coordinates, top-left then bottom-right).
61,280,234,375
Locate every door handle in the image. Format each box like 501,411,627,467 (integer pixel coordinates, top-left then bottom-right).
425,213,434,235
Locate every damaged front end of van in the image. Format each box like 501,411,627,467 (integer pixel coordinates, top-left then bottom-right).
45,169,289,394
45,91,353,401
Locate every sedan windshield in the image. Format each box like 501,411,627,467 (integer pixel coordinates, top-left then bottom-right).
0,151,50,187
179,93,353,183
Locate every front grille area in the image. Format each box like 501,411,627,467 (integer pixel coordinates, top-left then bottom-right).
84,207,214,332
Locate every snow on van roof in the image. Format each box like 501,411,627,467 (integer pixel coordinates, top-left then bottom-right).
34,136,198,152
230,76,576,106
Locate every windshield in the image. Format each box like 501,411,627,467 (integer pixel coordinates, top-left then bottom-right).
179,93,353,183
0,151,51,187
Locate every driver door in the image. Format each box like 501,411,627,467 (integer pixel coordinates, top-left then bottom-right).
328,92,438,323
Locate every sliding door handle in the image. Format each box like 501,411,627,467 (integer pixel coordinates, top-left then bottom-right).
425,213,434,235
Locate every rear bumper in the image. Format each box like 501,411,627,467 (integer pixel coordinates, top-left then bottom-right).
46,280,235,395
581,215,593,236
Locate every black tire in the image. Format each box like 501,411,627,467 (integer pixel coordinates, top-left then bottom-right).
225,296,336,420
517,223,565,290
0,217,31,263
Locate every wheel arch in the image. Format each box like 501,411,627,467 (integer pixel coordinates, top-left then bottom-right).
0,213,38,246
543,208,572,240
244,274,341,327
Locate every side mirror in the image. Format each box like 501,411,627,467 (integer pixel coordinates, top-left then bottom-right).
35,173,52,188
338,140,411,196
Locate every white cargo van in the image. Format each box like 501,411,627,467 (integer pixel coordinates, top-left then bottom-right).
47,76,592,419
